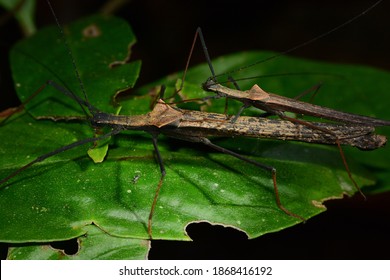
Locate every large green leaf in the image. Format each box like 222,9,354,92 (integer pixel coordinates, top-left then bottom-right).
1,14,390,260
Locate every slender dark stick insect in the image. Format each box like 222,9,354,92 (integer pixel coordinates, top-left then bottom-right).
1,0,387,240
178,0,387,127
92,99,386,151
202,80,390,127
173,0,388,201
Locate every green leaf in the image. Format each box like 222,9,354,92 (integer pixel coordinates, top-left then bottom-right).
87,142,110,163
1,14,390,260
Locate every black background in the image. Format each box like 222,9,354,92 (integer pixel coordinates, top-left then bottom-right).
0,0,389,259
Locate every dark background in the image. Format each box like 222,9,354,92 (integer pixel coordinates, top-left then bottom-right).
0,0,389,259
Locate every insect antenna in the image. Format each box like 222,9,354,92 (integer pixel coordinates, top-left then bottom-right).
45,0,95,116
211,0,383,81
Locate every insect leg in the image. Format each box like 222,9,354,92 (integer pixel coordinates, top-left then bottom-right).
279,114,365,199
0,127,123,187
147,133,166,239
292,82,323,102
197,137,305,221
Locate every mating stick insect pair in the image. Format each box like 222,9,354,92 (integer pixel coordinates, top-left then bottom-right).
1,0,388,239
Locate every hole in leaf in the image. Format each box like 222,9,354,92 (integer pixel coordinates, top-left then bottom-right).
1,243,8,260
186,222,248,241
50,238,79,256
149,222,249,259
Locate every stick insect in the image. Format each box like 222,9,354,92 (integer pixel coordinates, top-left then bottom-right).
1,0,387,240
180,0,387,126
172,0,388,201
